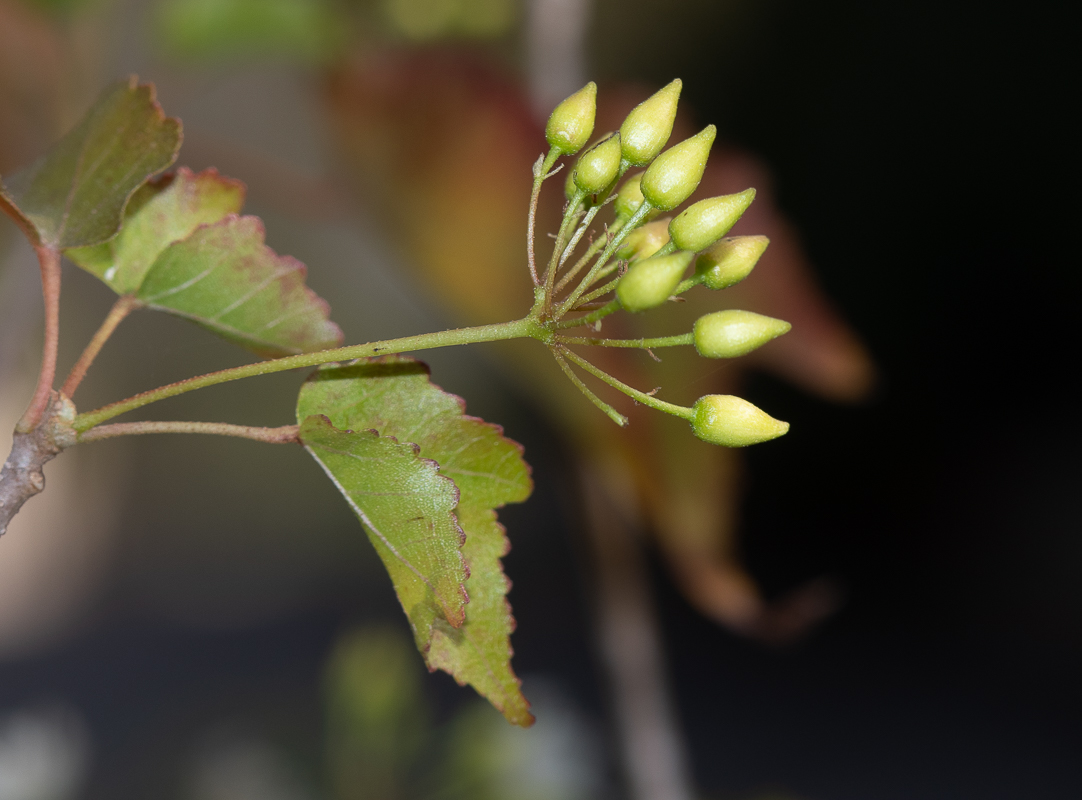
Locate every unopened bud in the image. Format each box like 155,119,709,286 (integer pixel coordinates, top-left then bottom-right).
640,125,716,211
691,395,789,447
694,236,769,290
693,310,790,358
614,174,646,219
546,82,597,156
574,133,622,195
620,79,682,166
564,165,579,201
669,188,755,252
615,250,693,312
616,219,670,261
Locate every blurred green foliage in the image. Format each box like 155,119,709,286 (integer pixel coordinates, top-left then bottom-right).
155,0,349,63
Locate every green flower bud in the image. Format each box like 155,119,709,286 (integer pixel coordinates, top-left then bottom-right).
574,133,622,194
614,174,645,219
615,250,693,313
669,188,756,252
640,125,716,211
691,395,789,447
693,310,791,358
694,236,769,290
619,79,682,167
546,82,597,155
615,218,670,261
564,164,579,200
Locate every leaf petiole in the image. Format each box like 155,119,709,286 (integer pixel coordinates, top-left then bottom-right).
61,294,142,398
78,421,300,444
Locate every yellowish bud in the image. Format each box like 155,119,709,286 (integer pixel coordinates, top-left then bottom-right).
620,79,682,166
691,395,789,447
616,218,670,261
693,310,790,358
546,82,597,155
615,250,693,312
694,236,769,290
669,188,755,252
614,174,645,219
640,125,716,211
574,133,622,194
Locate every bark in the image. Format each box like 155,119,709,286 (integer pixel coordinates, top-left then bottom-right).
0,391,76,536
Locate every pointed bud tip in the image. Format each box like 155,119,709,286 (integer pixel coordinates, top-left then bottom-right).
640,125,717,211
669,187,757,252
691,395,789,447
693,309,791,358
619,79,684,166
546,82,598,155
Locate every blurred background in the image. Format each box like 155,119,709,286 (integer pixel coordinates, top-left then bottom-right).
0,0,1078,798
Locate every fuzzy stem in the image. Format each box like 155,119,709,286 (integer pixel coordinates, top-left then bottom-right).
74,317,541,433
554,300,622,330
528,148,561,285
552,351,628,426
17,246,62,432
572,276,622,308
544,192,586,303
559,204,600,267
555,220,621,295
560,348,693,420
557,333,694,349
79,421,300,444
559,202,651,316
61,294,141,398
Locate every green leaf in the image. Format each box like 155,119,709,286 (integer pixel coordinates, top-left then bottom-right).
134,215,343,357
298,414,469,630
0,78,180,249
297,357,534,726
66,167,245,294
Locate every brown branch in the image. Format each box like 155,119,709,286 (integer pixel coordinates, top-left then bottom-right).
1,392,76,537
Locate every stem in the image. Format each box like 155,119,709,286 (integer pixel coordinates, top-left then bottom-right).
543,193,586,303
559,202,651,316
74,317,540,433
572,276,621,307
559,204,600,267
560,347,693,420
557,333,694,349
673,275,703,296
79,421,300,444
552,351,628,427
528,149,561,286
17,246,61,432
61,294,140,398
554,299,622,330
554,220,621,295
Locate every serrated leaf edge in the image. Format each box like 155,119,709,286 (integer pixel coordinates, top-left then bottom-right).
300,414,470,627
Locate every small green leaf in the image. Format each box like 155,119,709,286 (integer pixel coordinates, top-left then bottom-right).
66,167,245,294
297,357,534,726
0,78,180,249
135,215,343,356
299,414,469,629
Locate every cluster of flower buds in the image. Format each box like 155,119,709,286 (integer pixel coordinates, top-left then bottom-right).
541,80,792,448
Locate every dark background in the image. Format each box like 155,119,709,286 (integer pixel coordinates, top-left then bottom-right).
1,0,1079,797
